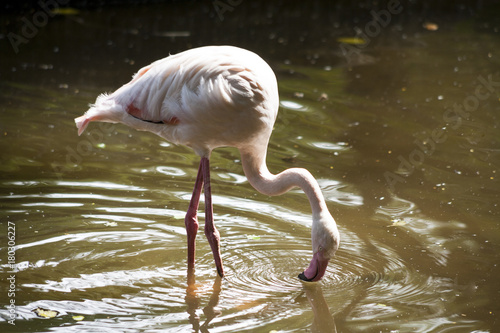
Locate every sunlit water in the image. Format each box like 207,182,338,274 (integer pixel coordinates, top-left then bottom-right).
1,3,500,332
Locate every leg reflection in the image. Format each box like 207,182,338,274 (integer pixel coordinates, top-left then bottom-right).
303,282,337,333
185,271,222,332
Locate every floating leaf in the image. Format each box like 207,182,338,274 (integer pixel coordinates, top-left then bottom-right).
72,315,84,321
246,235,261,240
337,37,366,45
51,8,80,15
318,93,328,102
390,218,406,226
96,143,106,149
423,22,439,31
33,307,59,318
376,303,387,307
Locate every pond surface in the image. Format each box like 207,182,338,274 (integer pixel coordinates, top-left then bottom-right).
1,2,499,332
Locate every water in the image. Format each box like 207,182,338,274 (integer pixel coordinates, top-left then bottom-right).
1,2,500,332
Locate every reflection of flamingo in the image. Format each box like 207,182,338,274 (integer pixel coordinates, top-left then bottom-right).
75,45,339,281
304,283,336,332
185,275,222,331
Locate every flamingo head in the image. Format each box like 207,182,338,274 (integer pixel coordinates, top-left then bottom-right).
299,210,339,282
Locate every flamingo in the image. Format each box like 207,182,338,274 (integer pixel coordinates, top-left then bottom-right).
75,45,339,282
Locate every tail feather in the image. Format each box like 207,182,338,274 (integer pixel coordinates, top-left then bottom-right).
74,94,124,136
75,115,91,136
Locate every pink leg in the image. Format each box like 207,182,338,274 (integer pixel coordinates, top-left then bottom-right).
201,157,224,277
185,160,204,274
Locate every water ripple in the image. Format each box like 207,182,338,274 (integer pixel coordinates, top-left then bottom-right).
319,179,364,207
156,166,187,177
23,267,174,293
310,141,350,151
13,230,176,252
280,100,307,111
0,174,471,331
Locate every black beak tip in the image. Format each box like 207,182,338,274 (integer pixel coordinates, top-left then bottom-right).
298,271,313,282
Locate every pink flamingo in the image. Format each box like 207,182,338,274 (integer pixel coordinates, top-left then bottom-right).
75,46,339,282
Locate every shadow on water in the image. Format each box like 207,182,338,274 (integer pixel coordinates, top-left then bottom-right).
1,0,500,332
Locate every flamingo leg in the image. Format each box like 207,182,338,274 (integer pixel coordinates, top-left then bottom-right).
201,157,224,277
185,160,204,274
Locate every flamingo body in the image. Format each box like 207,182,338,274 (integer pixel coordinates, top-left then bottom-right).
75,45,339,282
76,46,278,157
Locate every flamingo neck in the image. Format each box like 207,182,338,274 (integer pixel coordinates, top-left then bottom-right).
240,148,329,217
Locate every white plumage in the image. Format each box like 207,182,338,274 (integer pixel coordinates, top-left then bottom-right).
75,45,339,282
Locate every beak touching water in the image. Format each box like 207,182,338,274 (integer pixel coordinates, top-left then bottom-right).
298,250,330,282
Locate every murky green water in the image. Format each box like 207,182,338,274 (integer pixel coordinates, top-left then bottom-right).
1,2,500,332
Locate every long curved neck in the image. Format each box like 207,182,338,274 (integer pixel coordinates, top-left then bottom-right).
240,147,329,217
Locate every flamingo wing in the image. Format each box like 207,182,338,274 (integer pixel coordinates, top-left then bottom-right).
75,46,279,155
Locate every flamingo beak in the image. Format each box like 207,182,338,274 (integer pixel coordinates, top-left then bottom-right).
298,251,329,282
